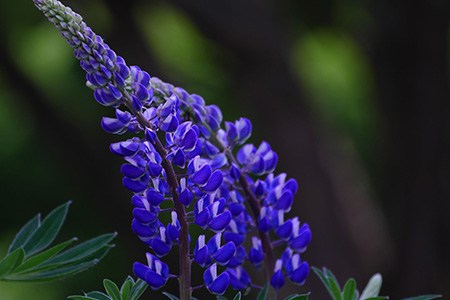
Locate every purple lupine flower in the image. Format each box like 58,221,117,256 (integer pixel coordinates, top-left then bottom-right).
204,263,230,295
286,254,310,285
194,235,211,267
226,266,251,290
34,0,312,297
133,253,169,290
270,259,286,290
249,237,265,268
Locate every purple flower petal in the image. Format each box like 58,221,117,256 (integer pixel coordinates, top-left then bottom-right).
275,190,294,212
289,261,309,285
270,270,285,290
145,269,168,290
132,219,158,238
121,164,146,179
179,188,193,206
202,170,223,192
146,189,164,206
213,241,236,265
172,149,186,167
101,117,127,134
181,128,198,150
123,177,147,193
148,238,171,257
208,210,231,232
133,208,157,224
191,164,212,185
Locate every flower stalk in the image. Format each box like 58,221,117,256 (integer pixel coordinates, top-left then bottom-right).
32,0,312,298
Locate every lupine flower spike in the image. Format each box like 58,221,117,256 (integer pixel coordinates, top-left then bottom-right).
33,0,312,299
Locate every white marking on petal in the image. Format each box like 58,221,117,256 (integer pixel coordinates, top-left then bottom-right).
212,201,220,217
160,227,166,242
260,206,267,218
210,263,218,280
292,254,300,270
229,220,238,233
180,178,186,190
292,217,300,238
278,210,284,225
198,235,205,249
155,260,162,275
275,185,283,199
171,211,178,225
274,259,283,272
236,266,242,278
193,156,200,170
146,253,153,267
197,198,204,213
142,198,150,211
230,191,238,203
252,237,261,249
152,178,160,192
215,233,222,248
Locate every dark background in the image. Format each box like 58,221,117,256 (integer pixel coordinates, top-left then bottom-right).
0,0,449,299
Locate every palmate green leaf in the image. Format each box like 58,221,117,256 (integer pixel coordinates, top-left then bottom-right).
359,273,382,300
104,279,121,300
324,268,341,290
0,248,25,278
86,291,111,300
22,201,71,257
12,238,77,273
85,291,112,300
284,293,311,300
15,234,116,276
120,277,134,300
5,241,114,281
1,202,115,283
42,233,116,267
163,292,180,300
129,281,145,299
68,296,101,300
70,277,148,300
68,291,112,300
342,278,357,300
130,279,147,300
7,214,40,255
233,292,242,300
69,292,111,300
257,283,269,300
312,267,342,300
402,295,441,300
6,260,98,281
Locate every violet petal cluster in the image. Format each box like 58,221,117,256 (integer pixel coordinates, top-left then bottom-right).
33,0,312,296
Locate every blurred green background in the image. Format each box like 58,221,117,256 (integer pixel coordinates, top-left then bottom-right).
0,0,449,299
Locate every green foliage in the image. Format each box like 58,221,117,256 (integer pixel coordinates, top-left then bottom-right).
313,267,345,300
163,292,181,300
342,279,357,300
359,273,382,300
69,276,147,300
284,293,311,300
402,296,442,300
162,291,199,300
313,267,441,300
256,283,269,300
0,202,115,282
